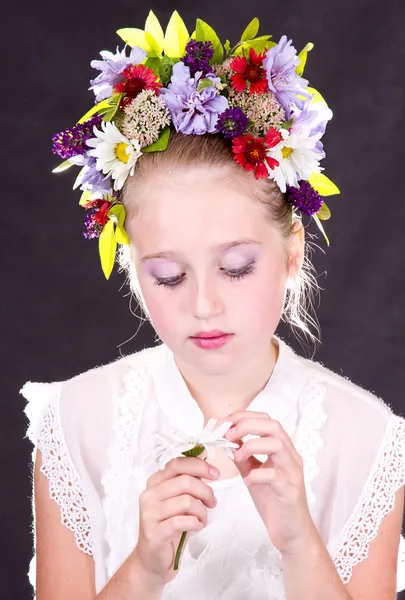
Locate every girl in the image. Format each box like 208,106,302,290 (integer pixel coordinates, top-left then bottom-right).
20,11,405,600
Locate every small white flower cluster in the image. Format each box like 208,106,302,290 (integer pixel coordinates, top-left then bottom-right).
122,89,171,148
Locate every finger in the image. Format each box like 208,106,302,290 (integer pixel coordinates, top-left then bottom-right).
225,414,302,466
225,417,277,440
218,410,269,427
150,494,209,526
158,515,204,545
147,456,219,488
234,437,300,481
151,474,217,508
243,467,286,495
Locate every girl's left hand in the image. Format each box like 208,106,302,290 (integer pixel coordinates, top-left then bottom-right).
217,410,318,557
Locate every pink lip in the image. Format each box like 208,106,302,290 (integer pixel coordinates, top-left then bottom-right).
191,330,229,339
191,333,234,350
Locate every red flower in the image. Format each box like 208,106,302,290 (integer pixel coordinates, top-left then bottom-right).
113,64,163,107
232,127,282,180
230,47,269,95
85,199,110,227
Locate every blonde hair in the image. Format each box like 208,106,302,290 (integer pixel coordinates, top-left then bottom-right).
117,131,321,353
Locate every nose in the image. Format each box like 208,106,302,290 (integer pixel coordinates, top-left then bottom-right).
191,271,224,320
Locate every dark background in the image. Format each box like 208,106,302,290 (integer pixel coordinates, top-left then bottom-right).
3,0,405,597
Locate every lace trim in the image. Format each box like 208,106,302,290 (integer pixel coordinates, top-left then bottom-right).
332,414,405,586
293,377,328,507
37,401,94,556
101,359,151,579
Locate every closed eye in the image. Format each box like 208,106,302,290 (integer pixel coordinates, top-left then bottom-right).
153,263,256,289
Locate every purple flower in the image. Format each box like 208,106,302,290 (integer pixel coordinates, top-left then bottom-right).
290,98,333,157
286,180,323,216
83,199,111,239
52,115,103,159
158,62,229,135
83,211,102,239
80,156,112,194
215,107,248,139
89,45,147,102
263,36,312,118
181,40,214,77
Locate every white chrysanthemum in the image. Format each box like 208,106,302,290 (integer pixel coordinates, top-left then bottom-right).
267,128,322,193
145,418,239,471
86,121,143,191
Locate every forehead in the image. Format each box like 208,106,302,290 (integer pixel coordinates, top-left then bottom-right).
128,166,274,254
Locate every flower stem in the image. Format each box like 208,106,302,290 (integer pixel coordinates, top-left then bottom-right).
172,445,206,570
173,531,187,570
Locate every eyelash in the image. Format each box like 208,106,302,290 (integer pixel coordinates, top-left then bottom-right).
153,263,256,289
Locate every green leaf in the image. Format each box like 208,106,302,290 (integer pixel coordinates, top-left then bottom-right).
77,99,111,124
101,98,121,123
280,118,294,130
163,10,190,58
308,172,340,196
108,204,130,245
101,93,123,123
313,214,330,246
240,17,260,42
52,159,74,173
102,108,116,122
224,39,231,55
144,31,162,57
73,167,85,190
158,55,176,86
79,190,93,207
296,42,314,77
99,219,117,279
142,125,171,152
316,202,331,221
197,77,215,92
145,9,165,53
144,56,162,77
195,18,223,64
307,86,328,107
116,27,151,51
108,92,122,104
115,226,129,245
233,35,274,56
182,445,205,458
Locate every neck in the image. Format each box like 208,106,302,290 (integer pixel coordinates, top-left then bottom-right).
174,338,279,422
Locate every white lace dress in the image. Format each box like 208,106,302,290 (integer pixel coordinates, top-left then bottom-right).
20,336,405,599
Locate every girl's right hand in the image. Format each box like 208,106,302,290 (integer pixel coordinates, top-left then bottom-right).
133,456,220,586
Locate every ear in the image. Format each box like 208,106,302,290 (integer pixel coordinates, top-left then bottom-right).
287,220,305,278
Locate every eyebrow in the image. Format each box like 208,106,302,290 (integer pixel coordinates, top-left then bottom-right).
140,238,261,262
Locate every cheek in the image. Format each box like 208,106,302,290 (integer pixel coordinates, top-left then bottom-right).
238,263,287,330
137,279,182,338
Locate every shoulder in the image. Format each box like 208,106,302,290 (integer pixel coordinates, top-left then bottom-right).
289,346,404,475
20,343,165,447
294,349,394,421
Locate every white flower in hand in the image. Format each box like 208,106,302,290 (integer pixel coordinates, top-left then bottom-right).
145,418,240,471
144,418,240,571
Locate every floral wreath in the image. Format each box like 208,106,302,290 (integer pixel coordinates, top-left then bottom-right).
51,10,340,279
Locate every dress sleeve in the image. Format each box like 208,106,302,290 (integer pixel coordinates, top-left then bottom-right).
20,380,94,595
329,412,405,592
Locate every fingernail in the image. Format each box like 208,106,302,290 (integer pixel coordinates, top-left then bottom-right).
210,467,220,478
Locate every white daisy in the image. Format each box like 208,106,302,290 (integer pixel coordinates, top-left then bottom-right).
267,127,322,193
86,121,143,191
145,418,239,471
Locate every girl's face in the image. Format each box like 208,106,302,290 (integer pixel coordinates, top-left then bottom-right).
128,165,300,376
